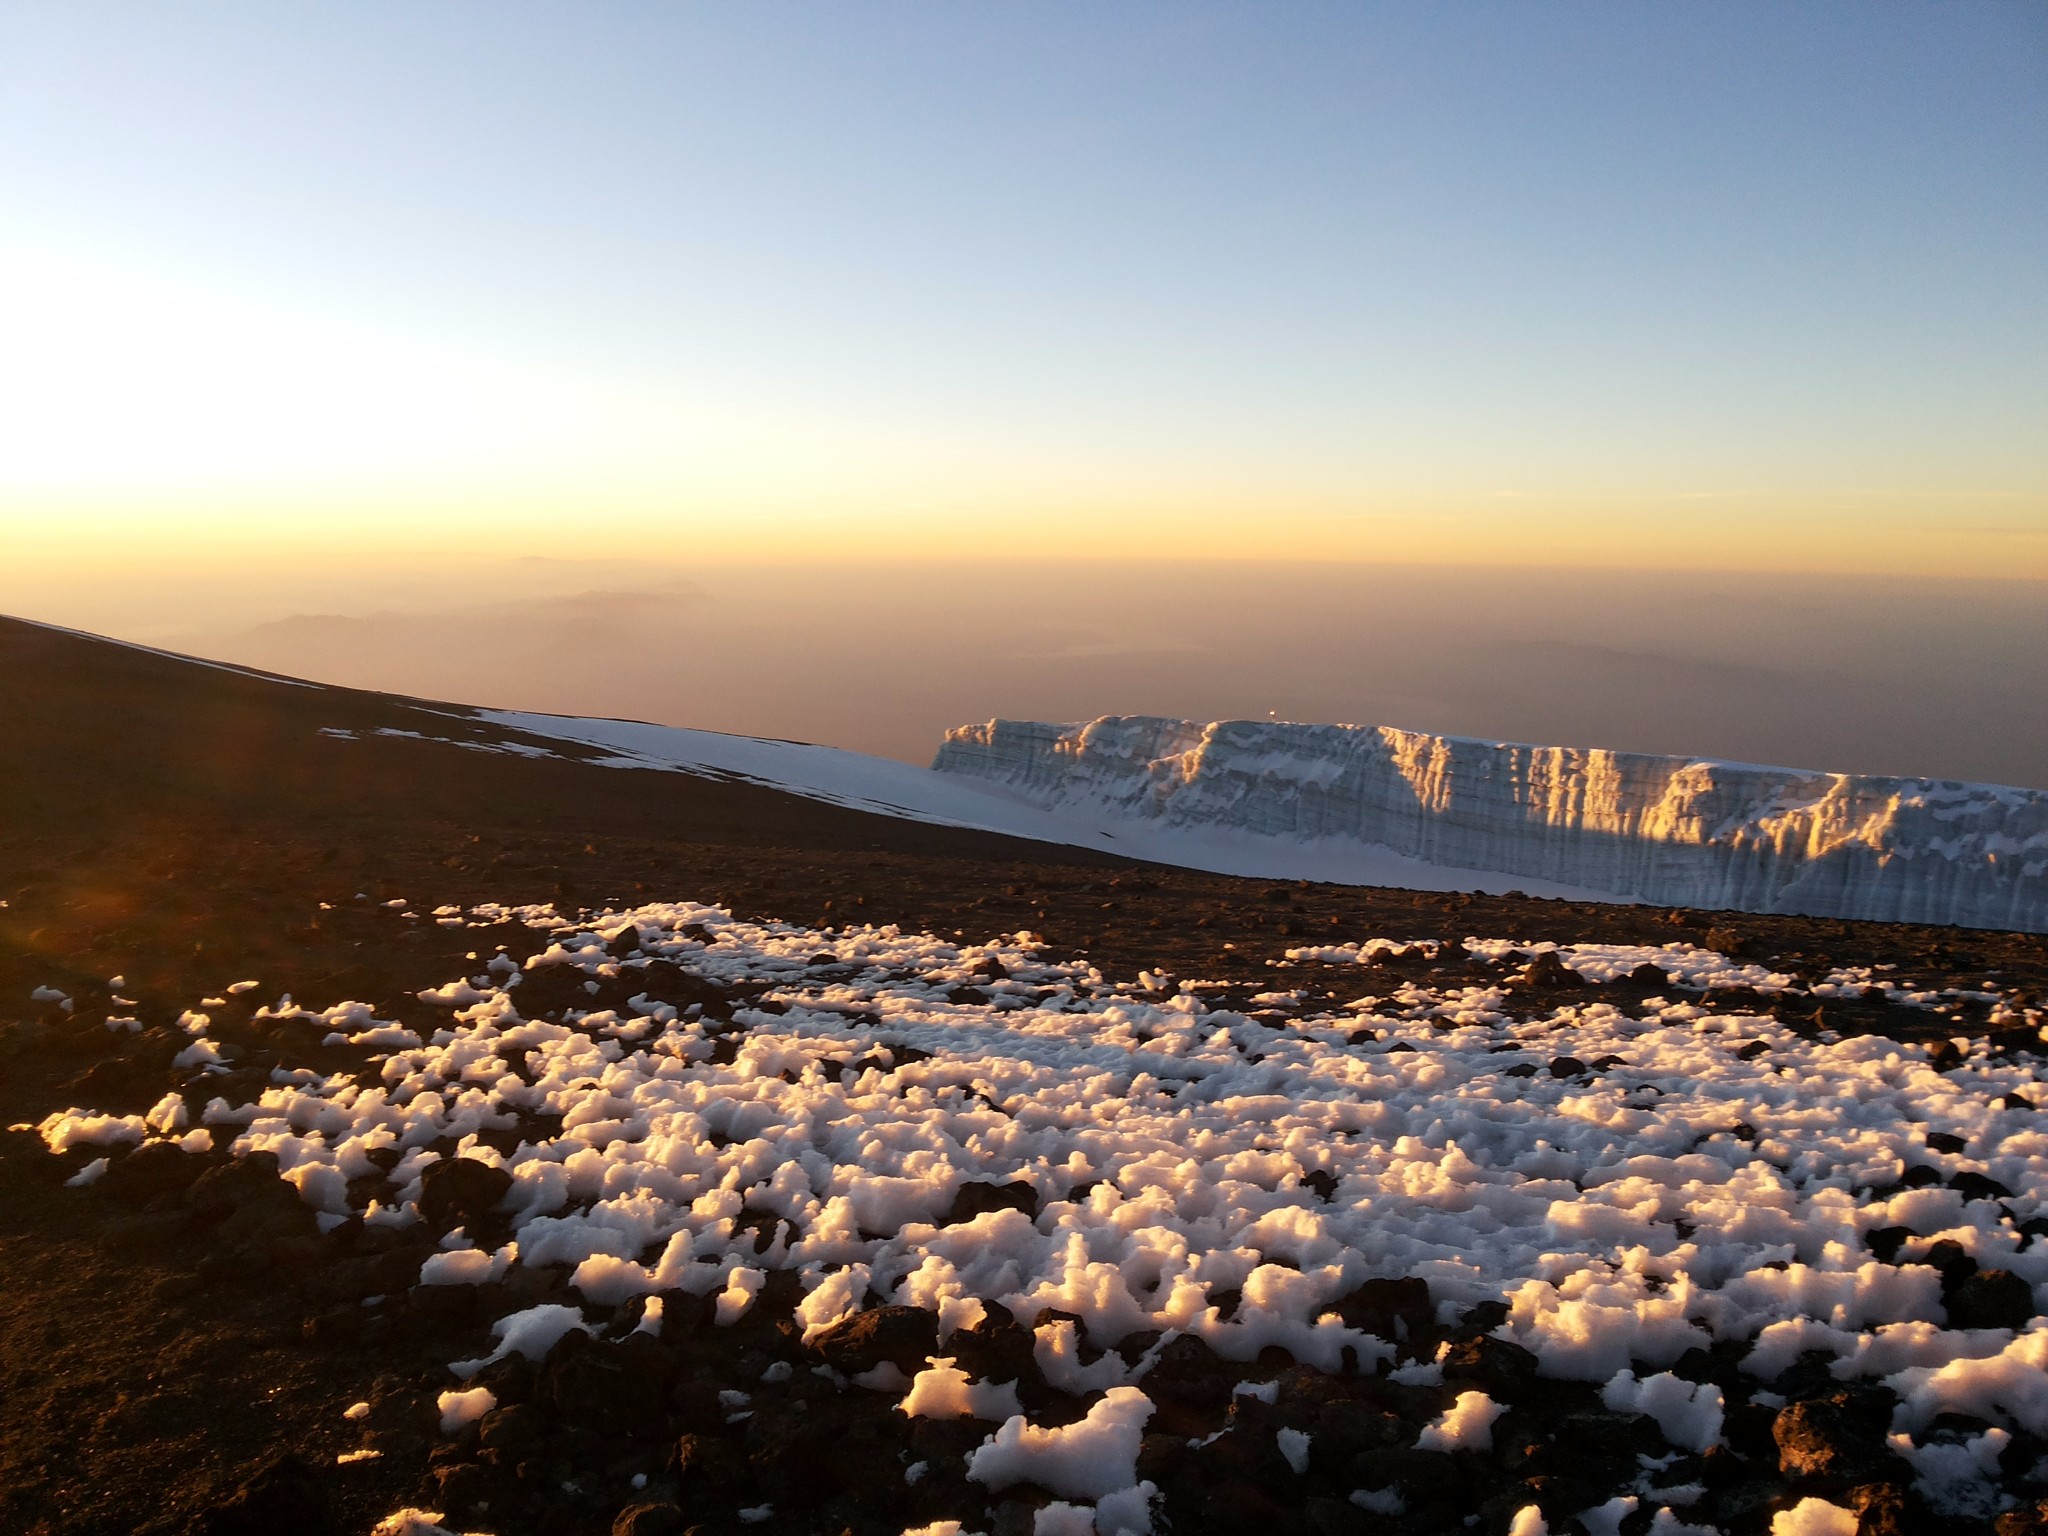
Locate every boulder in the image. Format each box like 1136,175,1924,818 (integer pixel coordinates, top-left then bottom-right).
944,1179,1040,1224
418,1156,512,1230
1773,1393,1903,1488
808,1304,938,1375
1947,1269,2036,1331
1440,1335,1540,1400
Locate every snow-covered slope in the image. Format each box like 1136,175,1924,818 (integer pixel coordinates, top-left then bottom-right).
474,709,1613,901
932,717,2048,932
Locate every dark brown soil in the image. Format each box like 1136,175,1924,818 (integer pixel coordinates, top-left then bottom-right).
2,615,2043,1536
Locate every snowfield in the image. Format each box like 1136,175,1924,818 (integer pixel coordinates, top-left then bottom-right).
468,707,1609,902
30,901,2048,1533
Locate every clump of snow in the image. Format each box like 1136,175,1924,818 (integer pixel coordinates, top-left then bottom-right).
852,1362,913,1393
1889,1329,2048,1435
1031,1506,1095,1536
901,1359,1024,1422
1574,1498,1639,1536
371,1513,483,1536
419,1246,515,1287
448,1304,589,1378
1645,1512,1718,1536
796,1265,872,1342
1094,1482,1159,1535
144,1093,188,1135
1275,1425,1311,1473
65,1157,109,1187
172,1038,226,1070
436,1387,496,1434
39,1110,146,1154
1771,1498,1859,1536
1889,1426,2010,1519
1600,1370,1724,1453
1388,1359,1445,1386
716,1266,768,1325
966,1386,1155,1501
1035,1319,1133,1394
1415,1390,1504,1452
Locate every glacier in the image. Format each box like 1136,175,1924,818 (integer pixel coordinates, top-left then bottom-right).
932,717,2048,933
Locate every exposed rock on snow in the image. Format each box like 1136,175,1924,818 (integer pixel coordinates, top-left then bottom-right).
934,717,2048,932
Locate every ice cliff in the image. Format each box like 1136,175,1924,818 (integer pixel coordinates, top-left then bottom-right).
933,717,2048,932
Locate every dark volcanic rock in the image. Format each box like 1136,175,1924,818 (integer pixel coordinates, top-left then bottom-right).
612,1504,688,1536
478,1403,547,1457
810,1303,940,1374
1951,1170,2016,1203
418,1155,513,1230
187,1454,337,1536
1999,1499,2048,1535
947,1309,1038,1388
1947,1268,2036,1331
944,1179,1040,1225
104,1139,205,1202
1143,1332,1237,1415
1846,1481,1917,1536
1329,1276,1435,1344
743,1402,843,1503
672,1433,749,1495
538,1332,672,1435
1774,1391,1904,1488
433,1462,495,1519
1441,1334,1540,1400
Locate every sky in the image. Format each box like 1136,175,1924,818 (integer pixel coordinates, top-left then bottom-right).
0,4,2042,779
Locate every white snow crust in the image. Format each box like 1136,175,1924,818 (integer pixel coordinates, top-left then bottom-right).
934,717,2048,932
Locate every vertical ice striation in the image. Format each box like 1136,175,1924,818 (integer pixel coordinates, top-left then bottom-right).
932,718,2048,932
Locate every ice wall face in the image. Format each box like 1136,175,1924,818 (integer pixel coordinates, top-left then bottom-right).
933,717,2048,932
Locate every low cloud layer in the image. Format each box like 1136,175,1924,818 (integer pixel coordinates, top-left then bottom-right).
130,560,2048,789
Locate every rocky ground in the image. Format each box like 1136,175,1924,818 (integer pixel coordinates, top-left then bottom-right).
2,616,2046,1536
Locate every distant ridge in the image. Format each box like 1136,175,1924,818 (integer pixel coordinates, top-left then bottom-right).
934,717,2048,932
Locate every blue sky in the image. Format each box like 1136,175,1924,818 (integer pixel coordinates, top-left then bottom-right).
1,2,2042,576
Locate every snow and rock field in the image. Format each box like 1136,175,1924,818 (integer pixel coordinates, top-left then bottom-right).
6,616,2048,1536
26,897,2048,1536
